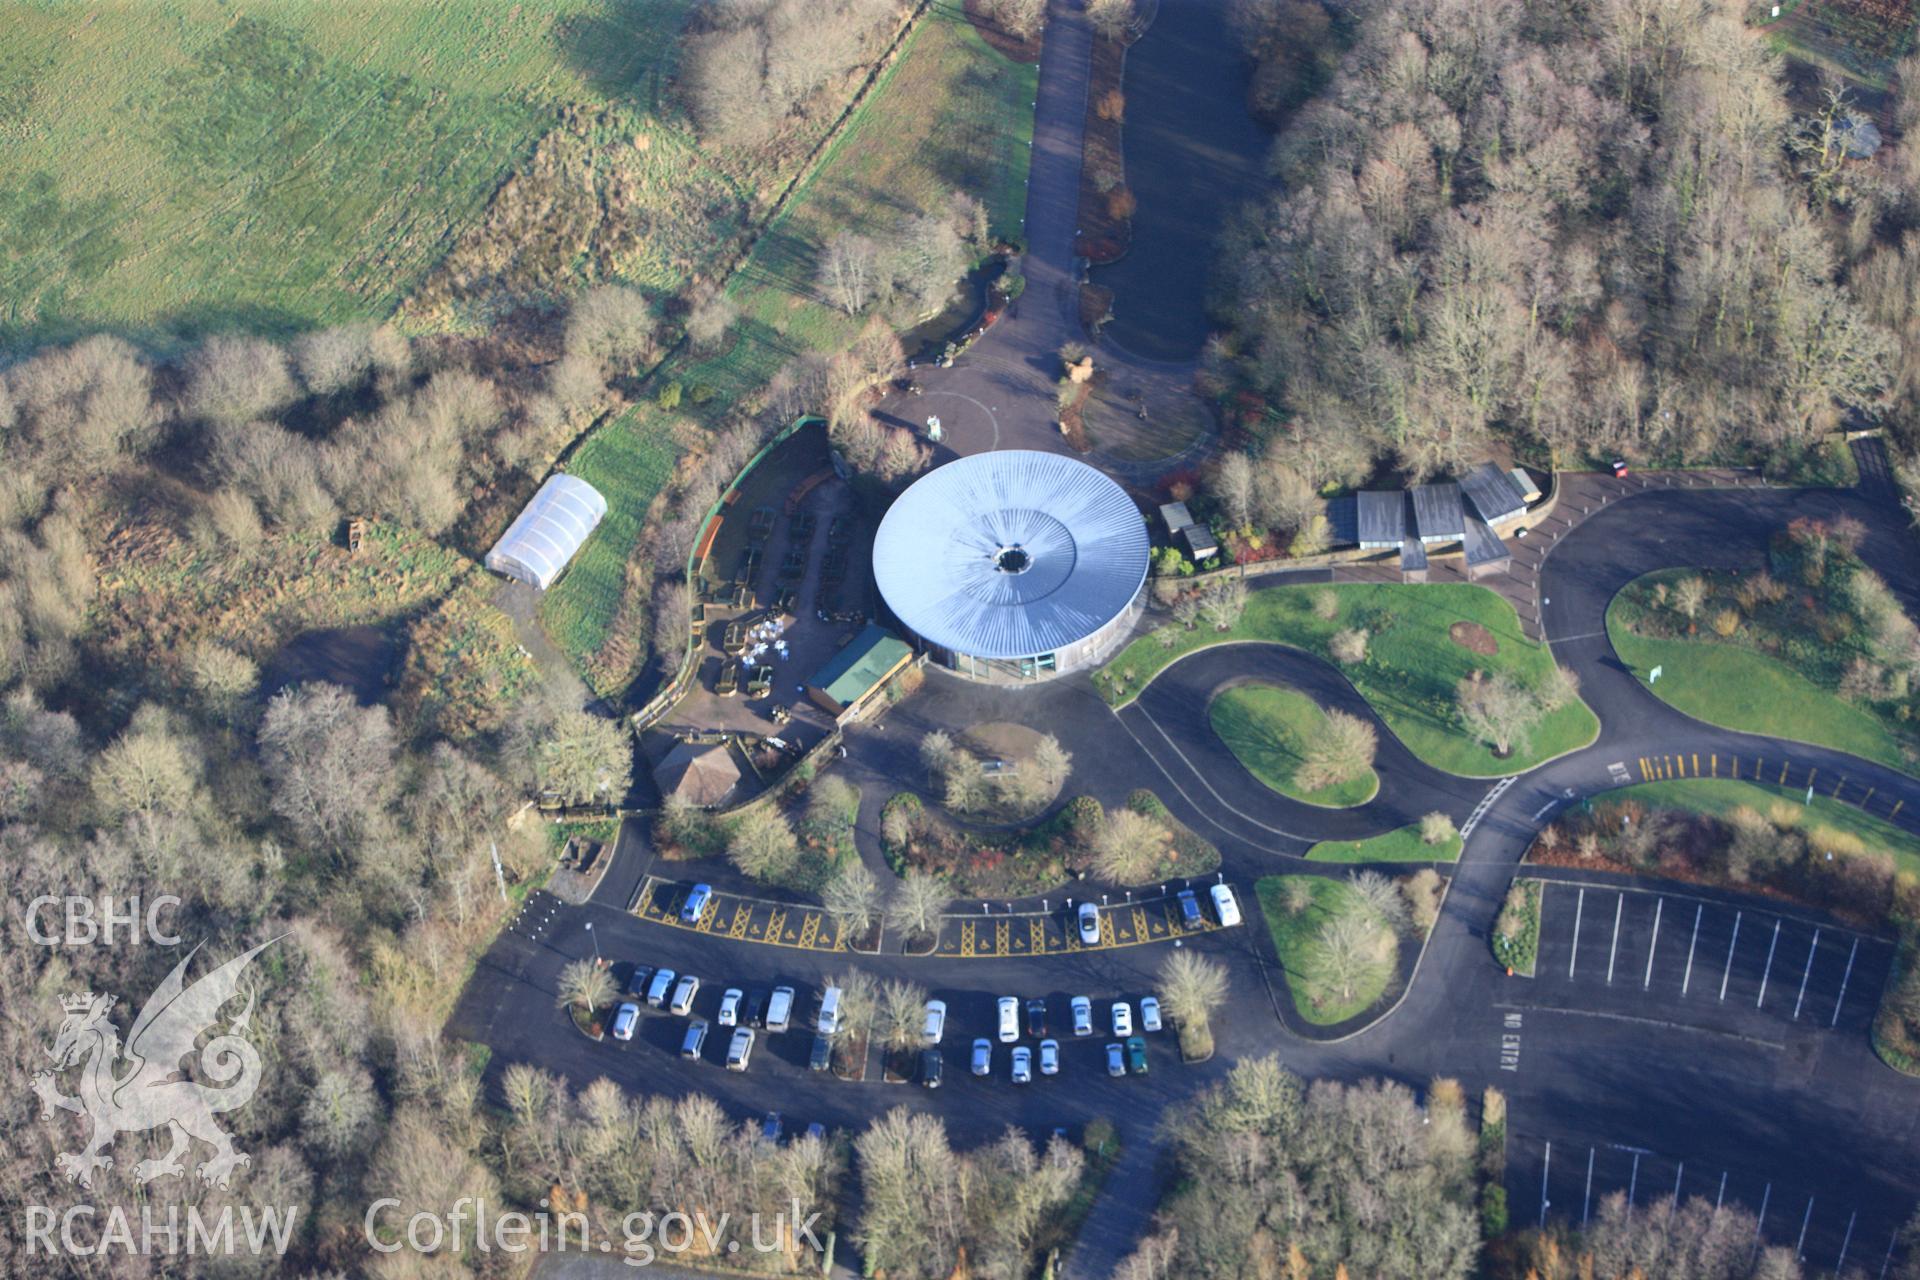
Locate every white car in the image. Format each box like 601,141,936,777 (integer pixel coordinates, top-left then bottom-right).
1139,996,1162,1033
611,1002,640,1041
1077,902,1101,945
718,988,743,1027
923,1000,947,1046
1211,883,1242,927
670,974,700,1016
1039,1039,1060,1075
997,996,1020,1044
971,1038,992,1076
1111,1001,1132,1037
1071,996,1093,1037
1011,1046,1032,1084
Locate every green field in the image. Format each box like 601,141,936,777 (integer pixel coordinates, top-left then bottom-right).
1210,684,1379,807
1256,875,1396,1025
543,7,1038,687
1105,583,1599,776
1597,777,1920,877
0,1,721,349
1608,619,1912,775
1308,823,1462,864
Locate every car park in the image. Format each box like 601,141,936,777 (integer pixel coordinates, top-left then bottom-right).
681,1018,708,1060
1126,1036,1148,1075
726,1027,755,1071
1025,998,1047,1038
1140,996,1162,1033
1176,889,1202,928
1211,883,1242,927
1039,1039,1059,1075
1078,902,1101,945
718,988,743,1027
920,1048,943,1089
670,974,700,1015
1071,996,1093,1037
818,986,843,1034
646,968,676,1008
611,1002,640,1041
1011,1046,1032,1084
681,883,712,923
923,999,947,1045
625,966,654,1000
1105,1042,1125,1077
767,985,795,1032
809,1034,832,1072
745,989,767,1028
761,1113,783,1143
1111,1001,1132,1037
971,1038,992,1076
997,996,1020,1043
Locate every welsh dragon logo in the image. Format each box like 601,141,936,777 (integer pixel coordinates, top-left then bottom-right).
31,938,277,1191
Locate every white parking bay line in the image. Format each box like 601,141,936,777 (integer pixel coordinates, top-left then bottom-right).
1720,911,1743,1002
1570,889,1586,979
1755,1183,1772,1241
1583,1148,1595,1226
1793,929,1821,1021
1795,1197,1814,1262
1644,898,1664,990
1757,918,1782,1009
1683,904,1703,996
1833,938,1860,1028
1540,1141,1552,1228
1606,894,1624,984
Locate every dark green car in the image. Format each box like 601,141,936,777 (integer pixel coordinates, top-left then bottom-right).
1125,1035,1148,1076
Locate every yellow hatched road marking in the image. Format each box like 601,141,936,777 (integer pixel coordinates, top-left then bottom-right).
796,913,820,950
1030,919,1049,954
960,921,976,957
1711,754,1717,777
729,908,751,939
634,880,656,917
1099,913,1117,947
1132,907,1150,940
1638,758,1650,781
1780,760,1789,784
699,899,721,930
995,921,1010,954
1692,753,1699,776
761,908,786,942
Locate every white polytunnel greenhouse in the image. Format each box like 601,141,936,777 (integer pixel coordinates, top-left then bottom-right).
485,473,608,590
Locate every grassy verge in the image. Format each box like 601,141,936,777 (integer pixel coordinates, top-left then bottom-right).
1307,823,1462,864
1255,875,1394,1025
1600,778,1920,877
1492,879,1542,976
1210,683,1379,807
1104,582,1599,776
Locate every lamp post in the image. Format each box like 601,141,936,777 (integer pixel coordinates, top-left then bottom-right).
585,920,601,967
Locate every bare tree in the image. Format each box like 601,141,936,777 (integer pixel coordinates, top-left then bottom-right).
876,978,929,1052
556,958,616,1013
1329,627,1368,664
650,576,693,671
1349,869,1408,930
1094,805,1166,884
1159,949,1228,1047
728,805,800,880
1315,910,1384,1003
919,729,958,782
535,710,632,805
686,291,739,353
1419,811,1457,845
823,861,881,937
1455,670,1546,758
258,682,397,855
1087,0,1135,39
186,336,297,425
985,0,1047,39
291,323,380,396
885,868,950,940
820,232,881,315
565,284,657,371
1215,452,1255,529
1297,708,1375,791
1199,576,1247,631
1671,576,1708,622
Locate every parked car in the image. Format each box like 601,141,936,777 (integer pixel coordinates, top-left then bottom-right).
745,988,767,1028
1126,1035,1148,1075
681,1018,708,1060
681,883,712,923
809,1034,832,1072
1071,996,1093,1037
971,1038,992,1076
1025,998,1047,1039
1210,883,1242,927
1611,458,1630,478
1105,1042,1126,1078
805,1122,827,1142
1077,902,1101,945
645,968,676,1009
997,996,1020,1043
1111,1001,1132,1037
1175,889,1202,929
767,985,795,1032
670,974,700,1016
818,985,843,1034
718,988,743,1027
920,1048,944,1089
625,965,654,1000
726,1026,755,1071
611,1002,640,1041
761,1112,783,1143
1011,1046,1032,1084
923,1000,948,1045
1039,1039,1060,1076
1140,996,1162,1033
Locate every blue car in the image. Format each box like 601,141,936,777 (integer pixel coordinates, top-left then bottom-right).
682,884,713,923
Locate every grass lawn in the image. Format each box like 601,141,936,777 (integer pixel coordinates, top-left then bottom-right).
1607,578,1914,776
1255,875,1395,1025
1210,683,1379,807
1105,582,1599,777
1599,777,1920,877
1308,823,1462,864
0,1,705,349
